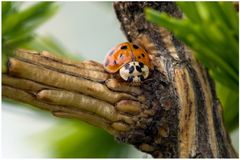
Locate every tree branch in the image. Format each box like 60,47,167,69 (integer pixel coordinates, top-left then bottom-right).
113,2,237,158
3,49,147,135
2,2,237,158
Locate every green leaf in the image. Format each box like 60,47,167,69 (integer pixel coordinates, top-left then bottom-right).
177,2,202,23
216,82,239,131
2,2,22,19
219,2,238,31
3,33,34,48
2,2,13,15
3,2,59,35
2,2,59,70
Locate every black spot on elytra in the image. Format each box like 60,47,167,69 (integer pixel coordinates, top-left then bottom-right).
139,62,144,68
136,65,142,72
114,60,117,65
138,75,144,81
129,66,134,74
127,76,134,82
141,53,145,58
133,44,139,49
121,45,127,50
138,56,141,59
105,59,109,66
124,63,130,69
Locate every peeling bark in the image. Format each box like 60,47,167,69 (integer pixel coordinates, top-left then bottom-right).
2,2,237,158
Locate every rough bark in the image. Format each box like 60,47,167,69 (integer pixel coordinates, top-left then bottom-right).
113,2,237,158
2,2,237,158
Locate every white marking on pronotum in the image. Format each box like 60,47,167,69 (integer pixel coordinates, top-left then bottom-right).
119,61,149,83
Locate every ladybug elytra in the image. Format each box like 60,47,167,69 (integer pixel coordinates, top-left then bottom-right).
103,42,152,83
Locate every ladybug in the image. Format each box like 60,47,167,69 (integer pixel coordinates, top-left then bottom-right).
103,42,152,83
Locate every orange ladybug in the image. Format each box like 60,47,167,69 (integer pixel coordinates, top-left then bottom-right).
103,42,152,83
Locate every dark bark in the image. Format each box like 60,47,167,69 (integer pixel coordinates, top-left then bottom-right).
114,2,237,158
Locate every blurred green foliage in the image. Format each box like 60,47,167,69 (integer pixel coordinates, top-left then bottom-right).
39,120,134,158
145,2,239,131
2,2,58,72
2,2,133,158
